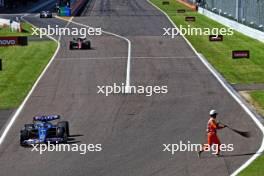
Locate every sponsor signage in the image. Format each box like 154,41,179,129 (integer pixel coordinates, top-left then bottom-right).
0,37,17,46
185,16,196,22
162,1,170,5
17,37,28,46
232,50,250,59
209,35,223,42
177,9,186,13
0,36,28,46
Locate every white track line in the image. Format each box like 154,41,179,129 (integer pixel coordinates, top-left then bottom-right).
0,14,130,145
0,14,61,146
147,1,264,175
0,15,73,146
56,16,132,93
56,56,196,60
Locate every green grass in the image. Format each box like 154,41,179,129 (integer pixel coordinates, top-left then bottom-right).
250,91,264,116
0,22,32,36
239,149,264,176
0,41,57,109
250,90,264,109
237,90,264,175
0,22,57,109
251,91,264,108
150,0,264,175
151,0,264,84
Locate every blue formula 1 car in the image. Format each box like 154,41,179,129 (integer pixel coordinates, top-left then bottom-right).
20,115,70,146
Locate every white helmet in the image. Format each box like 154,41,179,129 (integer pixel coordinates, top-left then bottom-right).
209,110,218,116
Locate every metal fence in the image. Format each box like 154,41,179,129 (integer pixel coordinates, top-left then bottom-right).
200,0,264,31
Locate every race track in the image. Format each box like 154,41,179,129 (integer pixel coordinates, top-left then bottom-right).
0,0,262,176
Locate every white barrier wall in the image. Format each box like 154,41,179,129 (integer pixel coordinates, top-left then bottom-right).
198,7,264,43
0,18,21,31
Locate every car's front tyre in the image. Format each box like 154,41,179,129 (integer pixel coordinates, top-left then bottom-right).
58,121,70,136
20,130,29,146
56,127,67,143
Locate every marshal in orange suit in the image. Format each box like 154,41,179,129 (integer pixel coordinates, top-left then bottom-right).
197,110,226,158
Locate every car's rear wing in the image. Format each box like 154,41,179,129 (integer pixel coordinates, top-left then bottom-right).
33,115,60,122
73,37,86,41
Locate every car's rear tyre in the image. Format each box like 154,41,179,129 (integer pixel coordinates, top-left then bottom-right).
56,127,64,137
58,121,70,136
20,130,29,146
83,41,91,49
69,42,74,50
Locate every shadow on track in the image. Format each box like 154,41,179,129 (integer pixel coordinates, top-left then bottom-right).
201,152,263,159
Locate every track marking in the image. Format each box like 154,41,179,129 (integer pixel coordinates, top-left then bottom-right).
56,57,126,60
55,15,132,93
132,56,197,59
0,13,129,146
0,15,73,146
147,1,264,175
55,56,197,60
0,14,130,146
0,14,61,146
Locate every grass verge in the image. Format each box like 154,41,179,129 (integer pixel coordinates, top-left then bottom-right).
150,0,264,175
249,91,264,117
240,91,264,117
150,0,264,84
0,23,57,109
0,41,57,109
238,90,264,176
0,22,32,36
239,155,264,176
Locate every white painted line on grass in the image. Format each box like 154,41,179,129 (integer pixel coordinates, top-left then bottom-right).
147,1,264,175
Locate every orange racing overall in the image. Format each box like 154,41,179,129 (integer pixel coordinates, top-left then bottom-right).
203,118,224,154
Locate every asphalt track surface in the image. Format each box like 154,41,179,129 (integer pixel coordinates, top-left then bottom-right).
0,0,262,176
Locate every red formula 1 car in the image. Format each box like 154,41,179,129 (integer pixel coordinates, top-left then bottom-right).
69,37,91,50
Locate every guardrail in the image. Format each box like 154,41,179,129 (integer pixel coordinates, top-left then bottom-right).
198,7,264,43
